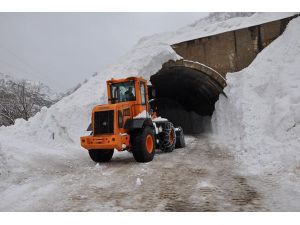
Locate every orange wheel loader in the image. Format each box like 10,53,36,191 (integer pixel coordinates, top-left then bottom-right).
80,76,185,163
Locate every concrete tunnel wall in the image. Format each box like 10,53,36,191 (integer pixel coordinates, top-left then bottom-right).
171,15,298,76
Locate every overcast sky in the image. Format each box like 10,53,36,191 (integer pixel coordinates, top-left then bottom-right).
0,13,208,92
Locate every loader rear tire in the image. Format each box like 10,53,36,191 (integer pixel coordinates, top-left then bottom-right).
132,126,155,163
88,149,114,163
175,126,186,148
159,121,176,152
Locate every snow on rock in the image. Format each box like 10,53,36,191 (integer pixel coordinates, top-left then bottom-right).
212,16,300,175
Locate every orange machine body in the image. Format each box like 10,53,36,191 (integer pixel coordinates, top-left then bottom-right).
80,76,150,151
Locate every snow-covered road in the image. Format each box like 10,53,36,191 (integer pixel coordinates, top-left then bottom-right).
1,135,287,212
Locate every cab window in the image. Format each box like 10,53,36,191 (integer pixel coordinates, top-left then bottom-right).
111,80,136,103
140,81,146,105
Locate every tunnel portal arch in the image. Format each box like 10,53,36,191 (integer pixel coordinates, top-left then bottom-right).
150,59,226,134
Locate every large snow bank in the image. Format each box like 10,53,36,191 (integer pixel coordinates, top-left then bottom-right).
212,17,300,175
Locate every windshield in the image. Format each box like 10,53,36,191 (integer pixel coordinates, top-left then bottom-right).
110,80,136,103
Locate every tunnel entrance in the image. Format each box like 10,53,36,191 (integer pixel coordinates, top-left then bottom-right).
150,59,226,134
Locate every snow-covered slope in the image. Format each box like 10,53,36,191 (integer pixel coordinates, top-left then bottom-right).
212,17,300,175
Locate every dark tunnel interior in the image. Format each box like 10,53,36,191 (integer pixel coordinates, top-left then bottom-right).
150,63,225,134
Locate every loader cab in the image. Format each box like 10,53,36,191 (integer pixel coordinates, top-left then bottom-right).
106,77,149,118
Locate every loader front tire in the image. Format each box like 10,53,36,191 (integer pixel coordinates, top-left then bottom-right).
88,149,114,163
132,126,155,163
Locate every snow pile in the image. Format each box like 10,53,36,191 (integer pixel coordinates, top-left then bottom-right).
212,17,300,174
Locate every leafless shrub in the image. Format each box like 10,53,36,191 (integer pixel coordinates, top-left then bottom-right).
0,80,54,126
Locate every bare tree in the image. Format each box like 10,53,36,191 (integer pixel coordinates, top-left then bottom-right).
0,79,54,126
